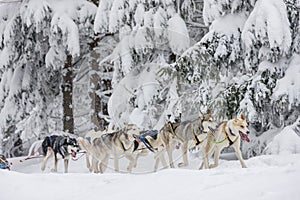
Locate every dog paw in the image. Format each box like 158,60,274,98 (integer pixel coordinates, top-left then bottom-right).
51,169,57,172
178,162,188,168
209,164,216,168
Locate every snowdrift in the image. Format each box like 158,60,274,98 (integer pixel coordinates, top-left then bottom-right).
1,152,300,200
265,125,300,155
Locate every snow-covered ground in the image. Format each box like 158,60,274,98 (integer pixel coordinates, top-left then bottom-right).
1,151,299,200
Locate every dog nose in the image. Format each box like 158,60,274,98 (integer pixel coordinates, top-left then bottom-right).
246,131,250,134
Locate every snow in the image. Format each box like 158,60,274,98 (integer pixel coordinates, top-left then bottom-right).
1,153,300,200
94,0,112,33
134,3,145,26
20,0,51,29
108,63,161,129
153,7,167,39
51,13,80,57
242,0,292,55
210,13,246,37
0,3,21,45
273,54,300,106
167,14,190,55
109,0,125,33
265,125,300,155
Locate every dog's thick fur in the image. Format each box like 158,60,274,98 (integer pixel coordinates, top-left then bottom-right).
89,124,139,173
160,111,217,168
199,114,250,169
41,135,79,173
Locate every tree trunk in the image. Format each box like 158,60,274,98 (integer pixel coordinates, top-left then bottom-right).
89,34,115,130
62,54,74,134
89,35,101,130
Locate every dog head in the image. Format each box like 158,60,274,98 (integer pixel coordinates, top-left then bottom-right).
200,110,218,133
66,137,80,158
232,114,250,142
124,124,140,141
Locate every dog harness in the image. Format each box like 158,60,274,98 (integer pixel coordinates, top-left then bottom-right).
138,133,156,152
0,155,10,170
49,135,54,146
192,124,202,146
210,123,238,146
86,136,92,144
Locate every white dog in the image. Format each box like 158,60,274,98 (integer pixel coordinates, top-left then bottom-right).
199,114,250,169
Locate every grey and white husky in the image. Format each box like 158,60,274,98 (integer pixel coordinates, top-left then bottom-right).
78,128,114,172
159,111,217,168
89,124,139,173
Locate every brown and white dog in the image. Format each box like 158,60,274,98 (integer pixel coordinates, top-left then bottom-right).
199,114,250,169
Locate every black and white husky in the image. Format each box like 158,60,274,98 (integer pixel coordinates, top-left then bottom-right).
41,135,79,173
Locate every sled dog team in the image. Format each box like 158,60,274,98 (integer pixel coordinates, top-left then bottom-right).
41,111,251,173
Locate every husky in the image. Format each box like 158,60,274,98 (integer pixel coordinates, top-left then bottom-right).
199,114,250,169
160,111,217,168
41,135,79,173
78,128,113,172
90,124,139,173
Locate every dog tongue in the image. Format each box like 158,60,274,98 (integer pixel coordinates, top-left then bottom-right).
239,131,250,142
72,151,76,158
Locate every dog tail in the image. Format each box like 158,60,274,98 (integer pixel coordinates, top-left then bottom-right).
77,137,88,151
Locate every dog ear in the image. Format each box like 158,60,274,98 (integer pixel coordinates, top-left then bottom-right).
207,109,212,115
199,111,204,118
241,114,246,121
234,117,238,122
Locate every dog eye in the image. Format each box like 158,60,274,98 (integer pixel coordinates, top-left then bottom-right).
240,125,244,128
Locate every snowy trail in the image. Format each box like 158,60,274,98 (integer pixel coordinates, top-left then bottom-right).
1,153,300,200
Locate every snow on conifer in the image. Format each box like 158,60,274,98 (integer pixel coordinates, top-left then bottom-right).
167,14,190,55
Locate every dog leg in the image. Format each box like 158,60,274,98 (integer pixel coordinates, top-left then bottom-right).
124,153,136,173
199,160,204,170
86,152,92,172
41,147,53,171
100,154,109,173
64,158,69,173
166,144,175,168
233,143,247,168
178,142,188,167
159,151,168,169
200,144,212,170
92,157,99,173
51,155,58,172
132,152,139,168
199,152,208,170
210,147,221,168
114,153,119,172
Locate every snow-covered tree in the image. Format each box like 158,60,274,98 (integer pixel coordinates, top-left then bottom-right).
0,0,96,156
240,0,294,133
161,0,299,157
94,0,192,129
